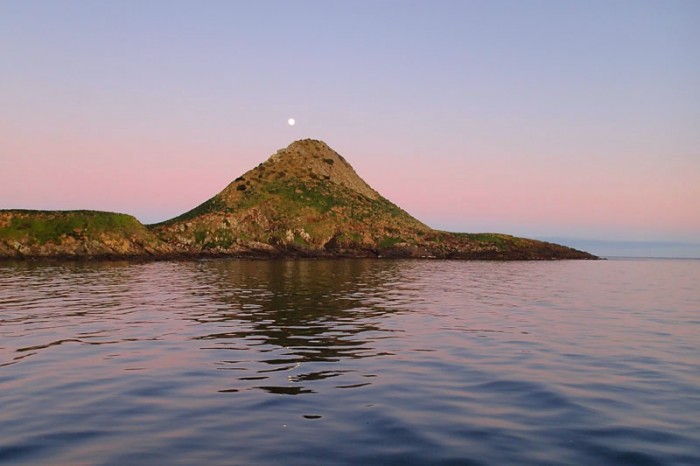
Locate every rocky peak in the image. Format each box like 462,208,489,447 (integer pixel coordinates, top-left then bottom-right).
254,139,381,200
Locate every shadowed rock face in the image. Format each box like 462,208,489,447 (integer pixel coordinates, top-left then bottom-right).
0,140,597,260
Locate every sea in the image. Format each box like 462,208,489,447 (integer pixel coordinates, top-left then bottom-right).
1,258,698,465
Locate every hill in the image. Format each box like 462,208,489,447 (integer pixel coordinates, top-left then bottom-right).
150,139,596,260
0,140,596,260
0,210,172,259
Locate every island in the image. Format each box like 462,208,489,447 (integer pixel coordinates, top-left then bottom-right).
0,139,597,260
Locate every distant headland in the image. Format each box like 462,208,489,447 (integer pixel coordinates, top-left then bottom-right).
0,139,597,260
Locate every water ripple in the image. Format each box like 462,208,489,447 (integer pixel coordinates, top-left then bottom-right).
1,259,699,464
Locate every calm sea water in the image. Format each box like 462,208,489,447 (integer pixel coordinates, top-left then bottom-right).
1,258,699,465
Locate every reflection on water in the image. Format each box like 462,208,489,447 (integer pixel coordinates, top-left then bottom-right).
190,260,406,386
1,258,699,465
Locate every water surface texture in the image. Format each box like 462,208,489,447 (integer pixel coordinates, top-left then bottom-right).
1,259,699,465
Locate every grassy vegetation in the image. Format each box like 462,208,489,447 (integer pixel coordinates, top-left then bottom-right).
152,195,227,226
193,230,207,245
265,180,340,213
453,233,510,245
379,236,404,248
166,175,429,250
0,210,145,244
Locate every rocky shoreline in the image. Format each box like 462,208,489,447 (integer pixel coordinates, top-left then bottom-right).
0,210,596,262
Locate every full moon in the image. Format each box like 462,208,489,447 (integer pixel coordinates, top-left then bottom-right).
287,118,295,126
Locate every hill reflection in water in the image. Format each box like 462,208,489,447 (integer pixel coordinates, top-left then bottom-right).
1,258,699,465
187,259,410,395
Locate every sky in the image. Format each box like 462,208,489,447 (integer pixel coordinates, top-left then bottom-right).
1,1,699,256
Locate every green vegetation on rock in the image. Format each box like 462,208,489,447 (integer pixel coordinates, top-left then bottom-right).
0,210,143,244
0,210,172,258
148,139,596,260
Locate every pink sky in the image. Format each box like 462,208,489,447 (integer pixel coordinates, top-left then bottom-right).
2,126,697,244
1,1,698,249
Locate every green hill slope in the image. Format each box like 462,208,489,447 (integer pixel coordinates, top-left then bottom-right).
0,210,173,259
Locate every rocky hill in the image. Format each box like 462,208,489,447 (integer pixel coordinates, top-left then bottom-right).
150,139,595,260
150,140,428,256
0,140,596,260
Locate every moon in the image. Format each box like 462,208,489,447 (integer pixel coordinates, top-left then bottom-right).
287,118,295,126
